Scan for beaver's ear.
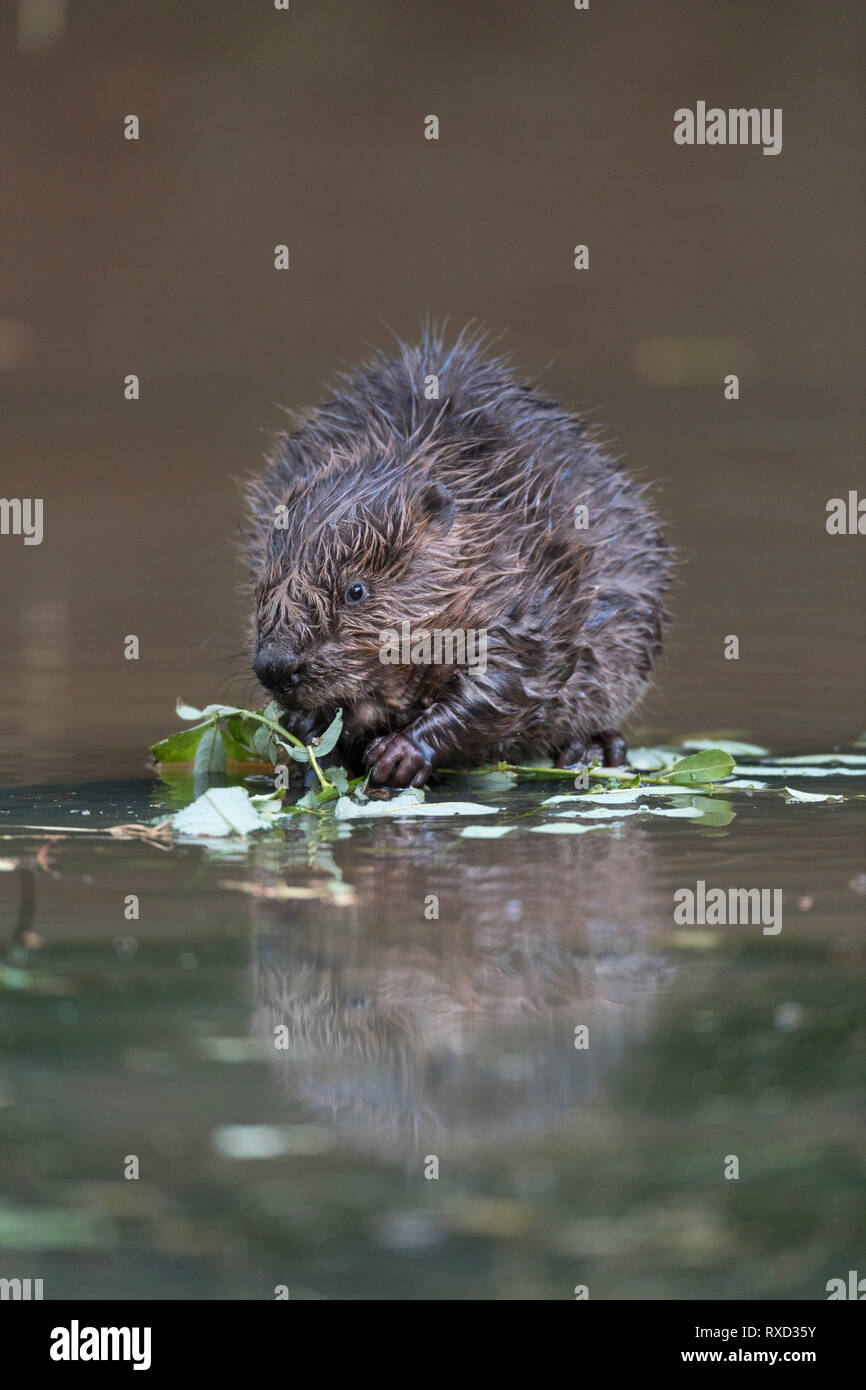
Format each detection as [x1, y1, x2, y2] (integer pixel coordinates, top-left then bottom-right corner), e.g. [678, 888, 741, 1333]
[412, 480, 455, 535]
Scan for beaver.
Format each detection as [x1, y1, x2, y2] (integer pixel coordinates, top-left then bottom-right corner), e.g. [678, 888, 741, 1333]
[245, 329, 671, 787]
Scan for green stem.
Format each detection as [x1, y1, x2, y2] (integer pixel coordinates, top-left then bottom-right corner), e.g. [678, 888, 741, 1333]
[498, 761, 645, 782]
[282, 774, 368, 813]
[437, 761, 645, 782]
[437, 759, 736, 791]
[241, 710, 307, 751]
[491, 761, 712, 788]
[306, 745, 331, 793]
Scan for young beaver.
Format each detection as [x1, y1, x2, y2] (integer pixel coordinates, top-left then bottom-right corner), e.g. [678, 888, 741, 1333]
[245, 330, 671, 787]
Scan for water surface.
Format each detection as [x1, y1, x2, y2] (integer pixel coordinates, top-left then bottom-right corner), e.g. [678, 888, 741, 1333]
[0, 764, 863, 1299]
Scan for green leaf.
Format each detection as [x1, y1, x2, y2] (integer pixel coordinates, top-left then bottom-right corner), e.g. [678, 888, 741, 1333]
[220, 715, 260, 761]
[628, 746, 677, 771]
[249, 791, 287, 822]
[151, 723, 211, 764]
[311, 708, 343, 758]
[252, 724, 277, 761]
[153, 712, 263, 767]
[193, 725, 227, 777]
[326, 766, 350, 795]
[664, 750, 736, 785]
[176, 699, 205, 720]
[262, 701, 284, 723]
[201, 703, 246, 719]
[281, 741, 311, 763]
[172, 787, 273, 837]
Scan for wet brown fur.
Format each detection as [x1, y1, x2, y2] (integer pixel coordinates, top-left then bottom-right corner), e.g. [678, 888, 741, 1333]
[244, 328, 672, 782]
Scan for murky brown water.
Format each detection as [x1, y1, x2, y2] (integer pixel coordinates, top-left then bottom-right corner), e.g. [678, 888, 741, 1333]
[0, 1, 863, 1299]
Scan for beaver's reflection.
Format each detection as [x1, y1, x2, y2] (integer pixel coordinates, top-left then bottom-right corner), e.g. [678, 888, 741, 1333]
[252, 825, 673, 1155]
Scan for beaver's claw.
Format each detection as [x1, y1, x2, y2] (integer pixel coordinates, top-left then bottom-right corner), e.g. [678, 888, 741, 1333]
[555, 728, 628, 769]
[363, 732, 435, 788]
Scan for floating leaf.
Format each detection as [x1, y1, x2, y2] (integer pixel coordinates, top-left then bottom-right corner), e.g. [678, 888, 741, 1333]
[555, 796, 733, 825]
[459, 825, 514, 838]
[249, 791, 287, 822]
[664, 750, 736, 785]
[334, 790, 497, 820]
[733, 765, 865, 779]
[680, 738, 768, 757]
[172, 787, 275, 838]
[543, 785, 693, 807]
[543, 789, 644, 806]
[635, 785, 702, 797]
[628, 747, 676, 771]
[769, 753, 866, 767]
[530, 822, 604, 835]
[782, 787, 845, 804]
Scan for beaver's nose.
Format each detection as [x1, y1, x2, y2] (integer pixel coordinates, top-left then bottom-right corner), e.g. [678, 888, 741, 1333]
[253, 645, 305, 690]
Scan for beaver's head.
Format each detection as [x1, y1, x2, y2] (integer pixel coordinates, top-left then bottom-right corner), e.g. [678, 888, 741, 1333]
[252, 467, 461, 719]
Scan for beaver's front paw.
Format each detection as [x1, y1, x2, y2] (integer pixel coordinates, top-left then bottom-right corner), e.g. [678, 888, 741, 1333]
[363, 732, 435, 788]
[555, 728, 628, 769]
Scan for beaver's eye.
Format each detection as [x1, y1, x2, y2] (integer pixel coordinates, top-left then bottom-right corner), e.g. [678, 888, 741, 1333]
[344, 581, 368, 604]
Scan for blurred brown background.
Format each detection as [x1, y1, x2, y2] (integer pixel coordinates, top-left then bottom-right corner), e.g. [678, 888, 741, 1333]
[1, 0, 863, 782]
